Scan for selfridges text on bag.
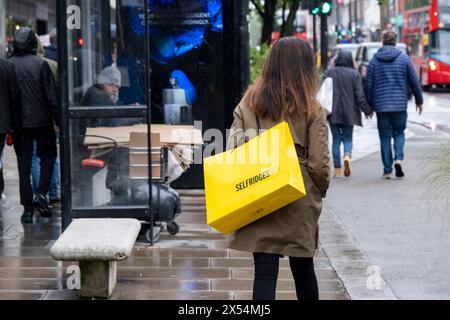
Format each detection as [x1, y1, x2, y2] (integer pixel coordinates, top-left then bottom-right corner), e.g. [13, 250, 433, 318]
[317, 77, 333, 115]
[204, 121, 307, 235]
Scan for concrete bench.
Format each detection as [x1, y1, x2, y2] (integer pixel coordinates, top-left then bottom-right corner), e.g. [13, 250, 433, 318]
[50, 219, 141, 299]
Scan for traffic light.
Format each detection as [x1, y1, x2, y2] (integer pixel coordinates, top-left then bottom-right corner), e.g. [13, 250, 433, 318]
[310, 1, 333, 17]
[320, 1, 333, 16]
[311, 6, 320, 15]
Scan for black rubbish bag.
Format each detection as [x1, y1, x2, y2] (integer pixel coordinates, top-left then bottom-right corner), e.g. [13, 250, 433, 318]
[130, 182, 181, 222]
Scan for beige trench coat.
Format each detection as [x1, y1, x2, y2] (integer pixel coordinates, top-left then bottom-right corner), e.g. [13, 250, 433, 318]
[226, 102, 331, 257]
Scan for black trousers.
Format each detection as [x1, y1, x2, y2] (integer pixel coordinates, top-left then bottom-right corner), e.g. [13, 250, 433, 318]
[253, 252, 319, 301]
[12, 126, 57, 212]
[0, 133, 6, 196]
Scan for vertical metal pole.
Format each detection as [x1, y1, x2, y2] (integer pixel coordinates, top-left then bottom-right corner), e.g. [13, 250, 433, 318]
[0, 0, 5, 58]
[313, 14, 317, 55]
[386, 0, 391, 28]
[321, 14, 328, 71]
[336, 2, 340, 28]
[144, 0, 154, 245]
[336, 2, 341, 44]
[57, 0, 72, 231]
[348, 0, 352, 43]
[395, 0, 399, 39]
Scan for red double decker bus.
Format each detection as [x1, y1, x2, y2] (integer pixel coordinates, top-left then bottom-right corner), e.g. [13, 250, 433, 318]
[271, 11, 308, 44]
[402, 0, 450, 90]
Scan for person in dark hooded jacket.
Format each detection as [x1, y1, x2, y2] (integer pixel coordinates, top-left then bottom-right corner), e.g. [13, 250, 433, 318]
[367, 31, 423, 179]
[0, 57, 22, 202]
[30, 34, 60, 206]
[326, 49, 373, 178]
[8, 27, 60, 223]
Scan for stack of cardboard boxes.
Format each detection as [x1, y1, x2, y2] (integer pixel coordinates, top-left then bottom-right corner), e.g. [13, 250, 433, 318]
[84, 125, 203, 182]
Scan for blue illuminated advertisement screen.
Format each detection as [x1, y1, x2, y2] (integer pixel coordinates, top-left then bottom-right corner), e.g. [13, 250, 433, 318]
[128, 0, 223, 64]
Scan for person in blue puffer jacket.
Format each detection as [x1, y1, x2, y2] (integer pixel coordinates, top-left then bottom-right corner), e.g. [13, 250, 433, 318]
[367, 30, 424, 180]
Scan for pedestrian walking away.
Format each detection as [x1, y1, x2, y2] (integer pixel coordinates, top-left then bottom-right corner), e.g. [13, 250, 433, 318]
[0, 140, 5, 203]
[30, 34, 61, 206]
[325, 49, 373, 178]
[44, 29, 58, 63]
[227, 37, 331, 300]
[0, 56, 22, 203]
[8, 27, 60, 224]
[367, 30, 424, 180]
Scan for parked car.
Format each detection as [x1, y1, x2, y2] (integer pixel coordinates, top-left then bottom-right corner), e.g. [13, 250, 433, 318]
[355, 42, 411, 99]
[329, 43, 361, 69]
[333, 43, 361, 59]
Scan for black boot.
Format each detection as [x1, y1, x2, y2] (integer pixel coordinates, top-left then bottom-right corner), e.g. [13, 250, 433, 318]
[0, 168, 4, 197]
[20, 210, 34, 224]
[394, 160, 405, 178]
[33, 194, 53, 218]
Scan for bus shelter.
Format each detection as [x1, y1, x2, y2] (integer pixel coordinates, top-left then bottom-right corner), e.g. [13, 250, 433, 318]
[56, 0, 249, 236]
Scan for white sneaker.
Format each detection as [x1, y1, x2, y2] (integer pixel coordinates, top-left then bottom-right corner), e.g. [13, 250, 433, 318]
[0, 194, 6, 202]
[383, 173, 393, 180]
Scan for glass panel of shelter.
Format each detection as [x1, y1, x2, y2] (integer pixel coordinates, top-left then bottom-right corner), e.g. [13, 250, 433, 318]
[65, 0, 150, 210]
[64, 0, 226, 209]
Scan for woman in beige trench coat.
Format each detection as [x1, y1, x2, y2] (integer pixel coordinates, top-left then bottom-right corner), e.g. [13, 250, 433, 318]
[226, 37, 330, 300]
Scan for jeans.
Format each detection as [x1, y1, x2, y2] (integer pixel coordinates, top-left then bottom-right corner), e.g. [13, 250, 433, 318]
[252, 252, 319, 300]
[377, 111, 408, 174]
[12, 126, 57, 212]
[329, 123, 354, 168]
[31, 140, 60, 200]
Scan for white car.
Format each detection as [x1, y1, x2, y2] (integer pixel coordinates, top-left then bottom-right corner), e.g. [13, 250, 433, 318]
[333, 43, 361, 59]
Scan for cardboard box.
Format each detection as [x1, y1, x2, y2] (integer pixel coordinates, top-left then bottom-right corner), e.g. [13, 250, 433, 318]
[129, 132, 161, 148]
[129, 150, 162, 165]
[129, 165, 163, 180]
[151, 124, 203, 146]
[85, 125, 203, 147]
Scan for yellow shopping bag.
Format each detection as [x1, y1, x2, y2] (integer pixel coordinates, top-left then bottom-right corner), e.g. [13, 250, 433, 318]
[204, 121, 306, 235]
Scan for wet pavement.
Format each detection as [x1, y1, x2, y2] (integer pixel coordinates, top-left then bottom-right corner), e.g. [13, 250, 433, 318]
[2, 92, 447, 300]
[0, 146, 350, 300]
[326, 124, 450, 299]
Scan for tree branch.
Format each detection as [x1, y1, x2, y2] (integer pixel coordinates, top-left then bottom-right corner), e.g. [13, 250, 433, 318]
[250, 0, 265, 17]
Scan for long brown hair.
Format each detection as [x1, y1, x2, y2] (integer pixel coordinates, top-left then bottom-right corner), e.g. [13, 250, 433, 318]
[244, 37, 319, 121]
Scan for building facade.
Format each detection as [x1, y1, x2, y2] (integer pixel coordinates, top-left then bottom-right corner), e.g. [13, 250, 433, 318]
[5, 0, 56, 37]
[330, 0, 381, 42]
